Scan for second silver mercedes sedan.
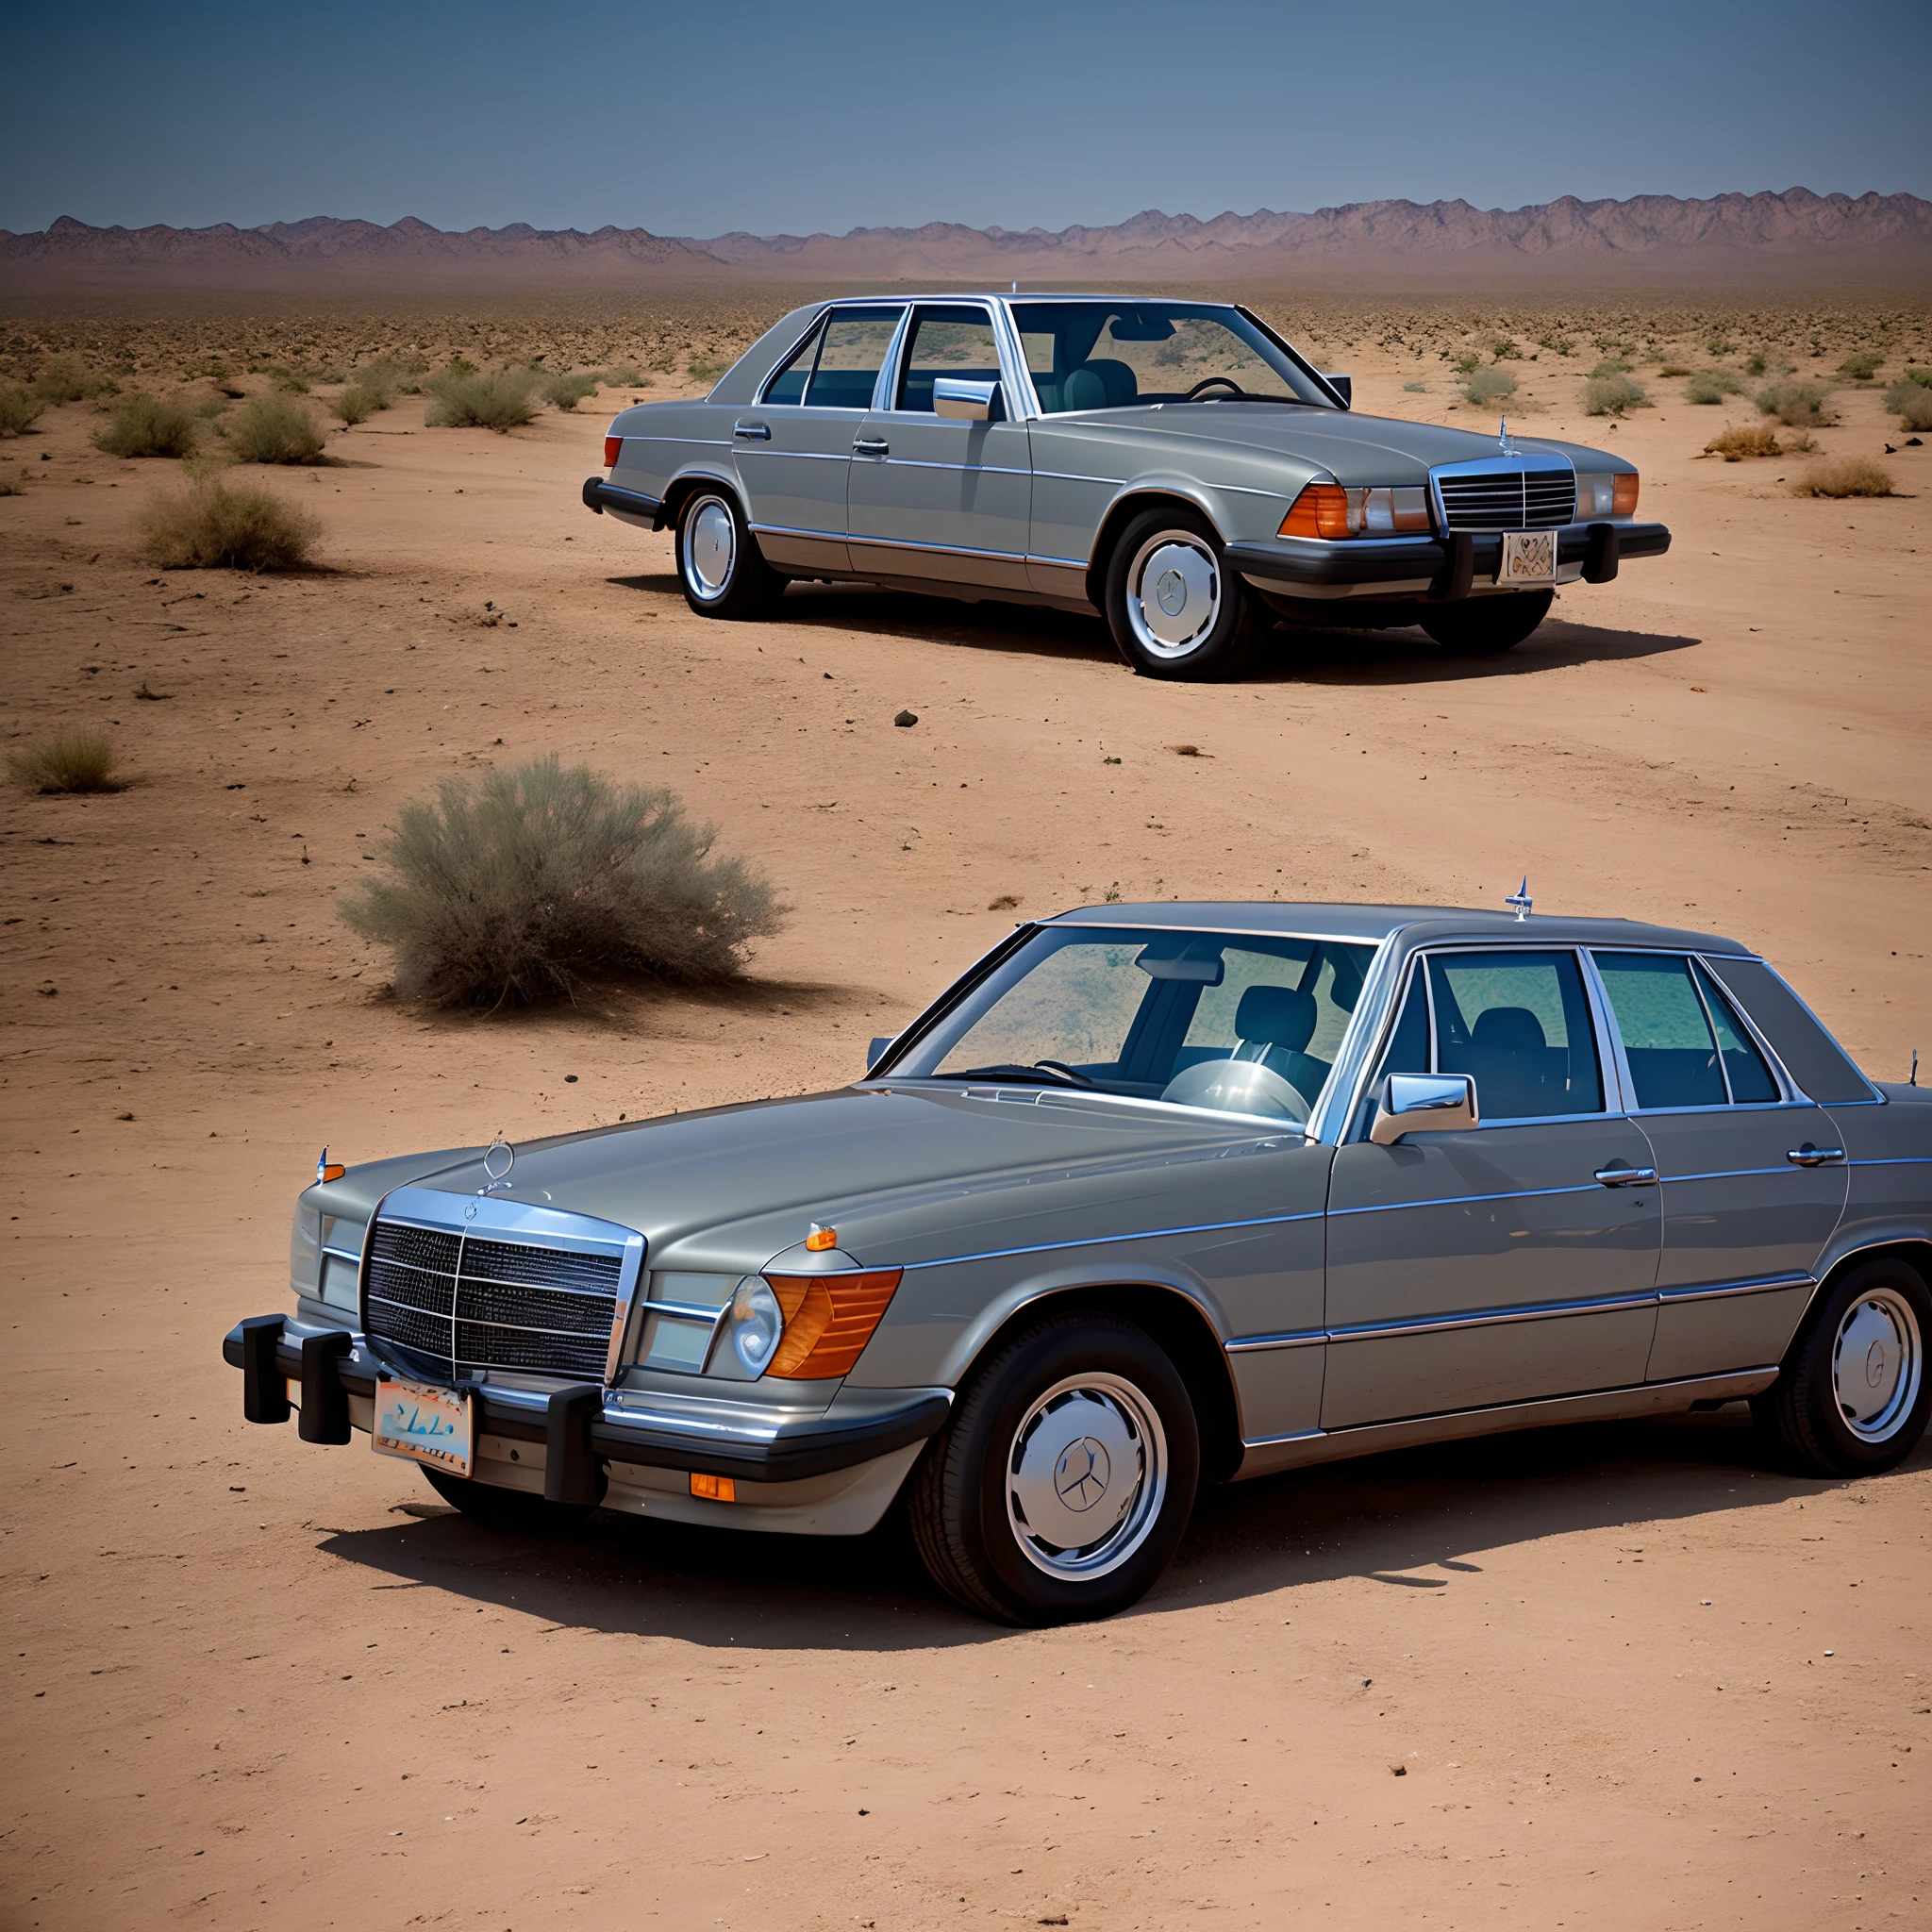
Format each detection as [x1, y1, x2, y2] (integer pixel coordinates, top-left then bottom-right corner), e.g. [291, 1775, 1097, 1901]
[582, 294, 1671, 677]
[227, 901, 1927, 1625]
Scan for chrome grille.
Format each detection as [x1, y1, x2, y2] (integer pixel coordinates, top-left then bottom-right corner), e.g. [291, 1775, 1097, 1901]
[362, 1190, 640, 1385]
[1436, 467, 1575, 531]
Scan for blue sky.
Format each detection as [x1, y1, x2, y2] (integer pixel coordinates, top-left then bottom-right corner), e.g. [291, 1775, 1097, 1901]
[5, 0, 1925, 237]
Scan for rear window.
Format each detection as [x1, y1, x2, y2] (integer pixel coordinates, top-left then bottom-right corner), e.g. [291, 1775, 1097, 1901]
[1700, 956, 1874, 1103]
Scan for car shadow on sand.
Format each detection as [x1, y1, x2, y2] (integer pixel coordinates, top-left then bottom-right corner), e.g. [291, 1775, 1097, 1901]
[314, 1409, 1914, 1651]
[608, 574, 1695, 682]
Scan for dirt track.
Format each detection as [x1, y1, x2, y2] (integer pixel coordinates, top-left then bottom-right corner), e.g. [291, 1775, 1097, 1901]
[4, 344, 1930, 1928]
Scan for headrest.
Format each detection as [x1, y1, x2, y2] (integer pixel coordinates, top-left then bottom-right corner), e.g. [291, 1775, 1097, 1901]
[1470, 1007, 1548, 1053]
[1063, 358, 1138, 410]
[1235, 984, 1317, 1053]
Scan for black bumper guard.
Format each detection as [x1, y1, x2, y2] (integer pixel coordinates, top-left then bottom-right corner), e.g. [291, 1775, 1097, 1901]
[223, 1316, 949, 1485]
[582, 476, 666, 525]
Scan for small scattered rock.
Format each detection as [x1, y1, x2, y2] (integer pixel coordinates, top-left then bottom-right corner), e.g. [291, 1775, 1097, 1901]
[565, 1074, 578, 1084]
[988, 894, 1020, 911]
[1169, 742, 1209, 758]
[1391, 1764, 1407, 1776]
[893, 709, 918, 727]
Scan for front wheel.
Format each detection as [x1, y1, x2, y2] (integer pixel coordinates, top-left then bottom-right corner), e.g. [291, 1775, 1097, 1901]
[909, 1314, 1200, 1624]
[1419, 588, 1553, 654]
[1753, 1259, 1932, 1477]
[676, 488, 784, 619]
[1102, 506, 1266, 680]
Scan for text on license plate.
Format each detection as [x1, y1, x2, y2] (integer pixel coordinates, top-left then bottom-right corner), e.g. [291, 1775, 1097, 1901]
[373, 1376, 474, 1478]
[1499, 529, 1557, 584]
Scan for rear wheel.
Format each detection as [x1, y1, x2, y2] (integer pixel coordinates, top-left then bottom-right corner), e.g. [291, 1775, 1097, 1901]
[422, 1465, 597, 1535]
[1102, 506, 1265, 680]
[1419, 589, 1552, 654]
[909, 1314, 1199, 1624]
[675, 487, 784, 619]
[1753, 1258, 1932, 1477]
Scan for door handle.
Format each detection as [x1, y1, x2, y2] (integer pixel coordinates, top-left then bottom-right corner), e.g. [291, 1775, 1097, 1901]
[1786, 1144, 1846, 1167]
[852, 438, 889, 459]
[732, 422, 771, 441]
[1594, 1163, 1658, 1187]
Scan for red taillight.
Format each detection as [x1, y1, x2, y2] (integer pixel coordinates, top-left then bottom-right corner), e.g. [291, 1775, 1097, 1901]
[603, 434, 622, 470]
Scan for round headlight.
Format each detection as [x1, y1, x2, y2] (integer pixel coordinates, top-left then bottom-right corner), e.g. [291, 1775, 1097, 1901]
[727, 1277, 785, 1374]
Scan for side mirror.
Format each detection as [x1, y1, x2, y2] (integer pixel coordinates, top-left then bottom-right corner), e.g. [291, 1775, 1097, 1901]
[934, 376, 999, 422]
[1371, 1073, 1478, 1145]
[1322, 372, 1352, 408]
[866, 1035, 896, 1073]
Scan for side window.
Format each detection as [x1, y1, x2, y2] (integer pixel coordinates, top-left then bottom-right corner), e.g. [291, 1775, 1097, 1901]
[1593, 953, 1725, 1108]
[805, 307, 904, 410]
[1693, 959, 1780, 1102]
[896, 308, 1003, 413]
[760, 321, 824, 405]
[1429, 950, 1604, 1120]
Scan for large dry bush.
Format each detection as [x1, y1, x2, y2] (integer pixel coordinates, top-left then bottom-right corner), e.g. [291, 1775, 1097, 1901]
[0, 384, 45, 436]
[1459, 367, 1517, 405]
[1704, 423, 1784, 459]
[8, 730, 125, 794]
[1881, 375, 1932, 430]
[331, 384, 383, 425]
[1757, 379, 1834, 426]
[1585, 372, 1647, 416]
[140, 477, 321, 570]
[33, 356, 115, 403]
[425, 370, 541, 432]
[541, 372, 599, 410]
[1685, 368, 1745, 404]
[1788, 457, 1894, 498]
[226, 391, 326, 463]
[92, 392, 198, 458]
[338, 757, 786, 1008]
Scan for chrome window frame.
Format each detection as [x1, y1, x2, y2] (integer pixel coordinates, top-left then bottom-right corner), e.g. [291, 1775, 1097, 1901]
[879, 301, 1007, 418]
[755, 301, 909, 412]
[754, 308, 830, 408]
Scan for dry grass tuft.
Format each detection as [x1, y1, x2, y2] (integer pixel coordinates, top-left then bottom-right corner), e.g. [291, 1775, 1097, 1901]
[1459, 368, 1517, 405]
[599, 365, 645, 388]
[8, 730, 125, 794]
[330, 385, 383, 425]
[1685, 368, 1745, 404]
[140, 477, 321, 570]
[33, 356, 115, 403]
[226, 391, 326, 463]
[425, 370, 541, 432]
[1881, 376, 1932, 431]
[92, 392, 199, 458]
[541, 373, 598, 411]
[1757, 379, 1834, 427]
[1787, 456, 1895, 499]
[1703, 423, 1784, 460]
[0, 384, 46, 436]
[1838, 350, 1885, 380]
[1585, 373, 1648, 416]
[338, 756, 786, 1008]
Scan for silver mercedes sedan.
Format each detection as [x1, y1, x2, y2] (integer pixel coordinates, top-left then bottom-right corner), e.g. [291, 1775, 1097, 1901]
[582, 295, 1670, 677]
[227, 901, 1927, 1624]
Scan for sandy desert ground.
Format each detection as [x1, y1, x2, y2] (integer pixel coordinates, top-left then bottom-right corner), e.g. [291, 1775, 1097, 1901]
[3, 300, 1931, 1930]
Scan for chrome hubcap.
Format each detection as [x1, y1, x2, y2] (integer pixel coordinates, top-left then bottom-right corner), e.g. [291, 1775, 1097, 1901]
[685, 497, 736, 598]
[1006, 1373, 1167, 1581]
[1127, 534, 1219, 657]
[1832, 1287, 1922, 1441]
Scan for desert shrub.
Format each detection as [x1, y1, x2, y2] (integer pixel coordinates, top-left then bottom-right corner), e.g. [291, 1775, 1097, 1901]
[1657, 364, 1694, 379]
[443, 355, 478, 377]
[1880, 377, 1932, 431]
[1460, 367, 1517, 405]
[1402, 380, 1427, 391]
[1452, 351, 1481, 375]
[687, 356, 731, 383]
[338, 756, 786, 1008]
[1756, 379, 1833, 427]
[140, 477, 320, 570]
[1490, 338, 1520, 360]
[1788, 457, 1894, 498]
[541, 373, 599, 411]
[354, 357, 421, 397]
[0, 384, 45, 436]
[1707, 337, 1736, 357]
[92, 392, 198, 458]
[8, 730, 125, 794]
[33, 356, 113, 403]
[1743, 351, 1767, 375]
[1704, 423, 1783, 460]
[1590, 358, 1633, 377]
[331, 385, 382, 425]
[226, 391, 326, 463]
[1585, 373, 1648, 416]
[1685, 368, 1746, 404]
[193, 392, 230, 420]
[425, 370, 541, 432]
[599, 364, 644, 387]
[268, 367, 309, 393]
[1899, 366, 1932, 388]
[1838, 350, 1884, 380]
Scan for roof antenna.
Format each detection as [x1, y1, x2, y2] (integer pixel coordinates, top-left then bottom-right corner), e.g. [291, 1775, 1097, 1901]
[1010, 279, 1018, 295]
[1506, 877, 1532, 921]
[1912, 1047, 1920, 1087]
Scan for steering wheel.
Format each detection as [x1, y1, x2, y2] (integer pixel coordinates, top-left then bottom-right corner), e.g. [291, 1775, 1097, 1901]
[1032, 1059, 1096, 1087]
[1158, 1056, 1311, 1123]
[1183, 376, 1247, 402]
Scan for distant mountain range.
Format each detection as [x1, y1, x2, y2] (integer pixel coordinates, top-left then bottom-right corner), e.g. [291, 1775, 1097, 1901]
[5, 190, 1928, 293]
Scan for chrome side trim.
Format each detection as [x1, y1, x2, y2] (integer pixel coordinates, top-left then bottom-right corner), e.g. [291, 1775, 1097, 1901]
[1031, 468, 1125, 487]
[897, 1206, 1324, 1274]
[846, 530, 1030, 563]
[869, 457, 1031, 476]
[1326, 1181, 1602, 1218]
[1850, 1156, 1932, 1168]
[1225, 1328, 1325, 1354]
[1663, 1166, 1802, 1184]
[1657, 1272, 1814, 1306]
[619, 434, 736, 448]
[1325, 1287, 1660, 1342]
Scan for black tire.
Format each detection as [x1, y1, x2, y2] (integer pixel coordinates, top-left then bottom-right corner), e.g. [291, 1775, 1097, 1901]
[908, 1313, 1199, 1624]
[1419, 589, 1553, 655]
[421, 1465, 597, 1536]
[675, 486, 784, 619]
[1752, 1257, 1932, 1478]
[1101, 506, 1266, 680]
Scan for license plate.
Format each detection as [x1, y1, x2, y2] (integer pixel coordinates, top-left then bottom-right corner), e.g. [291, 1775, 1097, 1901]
[1499, 528, 1557, 584]
[373, 1376, 474, 1478]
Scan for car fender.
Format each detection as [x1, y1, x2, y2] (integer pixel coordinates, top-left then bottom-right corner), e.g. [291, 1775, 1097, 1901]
[1086, 470, 1312, 603]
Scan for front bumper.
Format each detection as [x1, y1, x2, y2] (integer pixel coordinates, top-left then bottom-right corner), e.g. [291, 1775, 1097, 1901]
[1224, 521, 1670, 597]
[582, 475, 666, 528]
[223, 1314, 950, 1486]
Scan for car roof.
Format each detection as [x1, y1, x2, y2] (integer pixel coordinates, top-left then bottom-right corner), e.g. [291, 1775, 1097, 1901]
[817, 293, 1241, 307]
[1040, 901, 1755, 957]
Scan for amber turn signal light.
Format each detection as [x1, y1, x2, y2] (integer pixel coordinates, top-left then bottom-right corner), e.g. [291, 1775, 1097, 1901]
[690, 1472, 736, 1502]
[1279, 482, 1353, 541]
[1612, 472, 1640, 517]
[762, 1269, 904, 1379]
[603, 434, 623, 469]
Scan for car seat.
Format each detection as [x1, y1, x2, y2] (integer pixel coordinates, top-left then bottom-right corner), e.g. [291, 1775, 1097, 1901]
[1230, 985, 1330, 1103]
[1061, 358, 1139, 411]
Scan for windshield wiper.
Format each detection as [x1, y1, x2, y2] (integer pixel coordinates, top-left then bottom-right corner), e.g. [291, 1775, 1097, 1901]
[941, 1062, 1095, 1088]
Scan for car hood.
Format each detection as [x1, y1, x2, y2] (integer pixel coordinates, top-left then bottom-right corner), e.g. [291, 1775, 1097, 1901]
[386, 1084, 1296, 1275]
[1072, 403, 1624, 486]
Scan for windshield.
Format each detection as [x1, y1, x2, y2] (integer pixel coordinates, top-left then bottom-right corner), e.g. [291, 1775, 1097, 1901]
[882, 926, 1374, 1126]
[1012, 302, 1335, 414]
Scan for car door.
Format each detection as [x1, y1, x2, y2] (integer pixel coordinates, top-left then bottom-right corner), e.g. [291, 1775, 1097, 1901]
[729, 304, 905, 576]
[846, 303, 1033, 593]
[1590, 950, 1849, 1381]
[1322, 947, 1662, 1429]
